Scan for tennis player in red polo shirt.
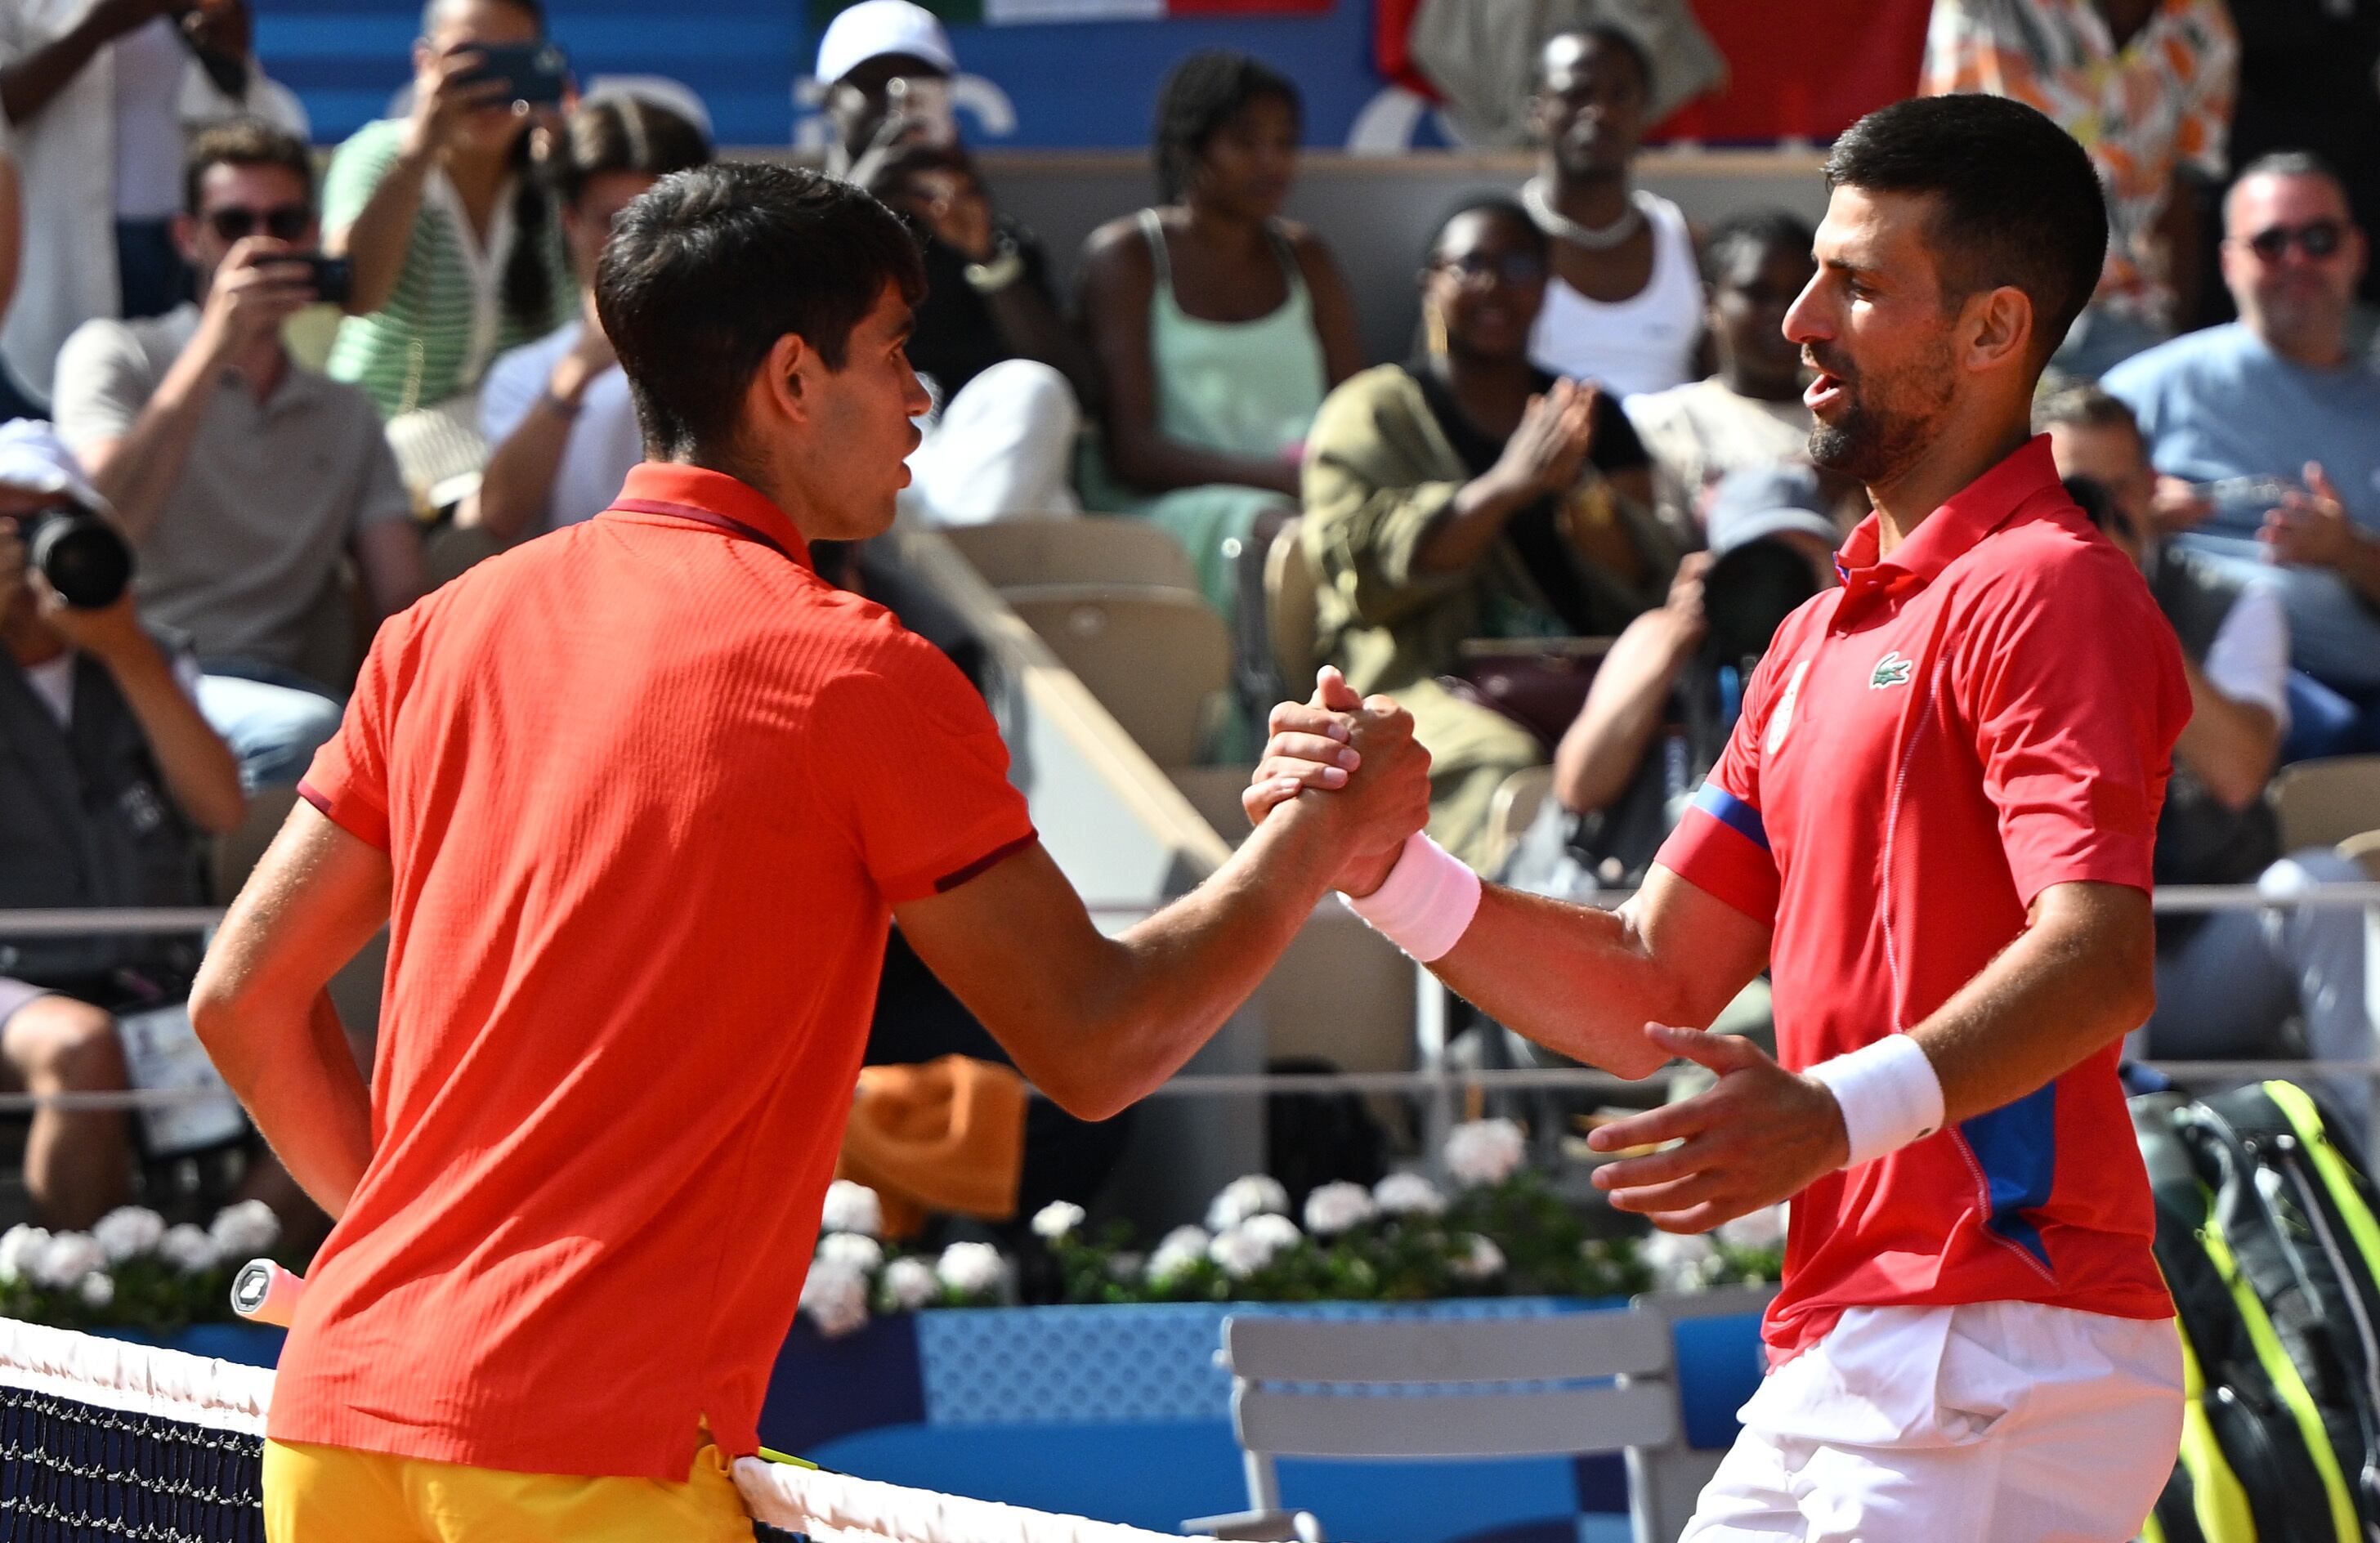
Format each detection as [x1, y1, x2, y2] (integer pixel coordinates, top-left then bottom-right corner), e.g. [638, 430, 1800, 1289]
[186, 163, 1429, 1541]
[1256, 96, 2190, 1538]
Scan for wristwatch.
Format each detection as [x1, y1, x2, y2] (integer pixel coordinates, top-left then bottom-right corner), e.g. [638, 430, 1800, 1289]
[964, 238, 1026, 294]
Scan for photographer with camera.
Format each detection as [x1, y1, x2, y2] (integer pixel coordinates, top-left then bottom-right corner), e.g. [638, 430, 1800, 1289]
[53, 122, 423, 789]
[0, 418, 244, 1227]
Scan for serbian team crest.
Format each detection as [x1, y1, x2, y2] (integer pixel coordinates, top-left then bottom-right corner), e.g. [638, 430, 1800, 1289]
[1870, 651, 1915, 690]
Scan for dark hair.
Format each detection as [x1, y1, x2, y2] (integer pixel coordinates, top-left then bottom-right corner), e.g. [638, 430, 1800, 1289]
[1824, 95, 2107, 360]
[597, 162, 926, 459]
[2227, 149, 2351, 227]
[1537, 25, 1654, 101]
[1425, 194, 1546, 266]
[426, 0, 567, 336]
[1151, 50, 1301, 204]
[1699, 208, 1814, 287]
[547, 95, 711, 208]
[184, 119, 315, 215]
[2033, 382, 2141, 438]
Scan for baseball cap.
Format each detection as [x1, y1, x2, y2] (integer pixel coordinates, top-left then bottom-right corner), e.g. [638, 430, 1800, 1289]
[1704, 463, 1839, 557]
[815, 2, 958, 87]
[0, 418, 105, 512]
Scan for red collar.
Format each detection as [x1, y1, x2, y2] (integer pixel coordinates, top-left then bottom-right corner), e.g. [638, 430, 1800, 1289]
[603, 463, 813, 570]
[1834, 436, 2065, 610]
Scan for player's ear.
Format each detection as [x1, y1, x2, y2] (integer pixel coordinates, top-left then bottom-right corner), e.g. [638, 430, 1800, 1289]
[1964, 284, 2033, 375]
[758, 332, 812, 427]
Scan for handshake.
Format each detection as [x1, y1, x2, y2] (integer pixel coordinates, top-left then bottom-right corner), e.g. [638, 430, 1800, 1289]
[1238, 666, 1438, 898]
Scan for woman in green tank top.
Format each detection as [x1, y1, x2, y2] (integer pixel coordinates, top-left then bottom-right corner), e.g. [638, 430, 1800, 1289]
[1076, 51, 1365, 616]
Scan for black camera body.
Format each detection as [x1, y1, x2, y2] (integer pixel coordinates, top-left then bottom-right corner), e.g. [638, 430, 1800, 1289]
[274, 253, 353, 308]
[20, 503, 134, 610]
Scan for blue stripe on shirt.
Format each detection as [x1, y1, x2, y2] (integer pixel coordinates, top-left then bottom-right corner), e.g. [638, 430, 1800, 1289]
[1690, 784, 1769, 852]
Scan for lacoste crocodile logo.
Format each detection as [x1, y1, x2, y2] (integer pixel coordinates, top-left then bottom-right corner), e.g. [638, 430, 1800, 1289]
[1869, 651, 1915, 689]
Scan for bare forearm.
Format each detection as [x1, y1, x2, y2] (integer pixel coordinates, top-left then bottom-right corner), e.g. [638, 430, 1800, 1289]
[1108, 425, 1299, 499]
[99, 640, 244, 831]
[212, 991, 372, 1219]
[472, 405, 574, 544]
[0, 12, 126, 124]
[87, 345, 228, 543]
[1908, 887, 2155, 1125]
[2174, 659, 2277, 810]
[331, 150, 432, 315]
[1416, 474, 1529, 574]
[982, 285, 1098, 403]
[1554, 628, 1690, 812]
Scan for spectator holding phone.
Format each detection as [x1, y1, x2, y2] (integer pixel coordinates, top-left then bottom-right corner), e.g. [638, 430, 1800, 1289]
[53, 122, 423, 788]
[816, 0, 961, 187]
[2104, 151, 2380, 755]
[0, 0, 302, 403]
[473, 94, 709, 541]
[0, 419, 243, 1228]
[321, 0, 573, 501]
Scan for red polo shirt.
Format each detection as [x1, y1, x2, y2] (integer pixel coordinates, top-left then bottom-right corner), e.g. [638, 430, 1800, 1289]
[1654, 436, 2188, 1361]
[277, 464, 1035, 1478]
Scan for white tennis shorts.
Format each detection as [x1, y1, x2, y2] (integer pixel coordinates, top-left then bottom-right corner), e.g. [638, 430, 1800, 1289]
[1682, 1299, 2184, 1542]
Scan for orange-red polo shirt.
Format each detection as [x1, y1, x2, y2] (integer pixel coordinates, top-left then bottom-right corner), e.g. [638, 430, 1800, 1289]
[277, 463, 1035, 1478]
[1654, 436, 2190, 1362]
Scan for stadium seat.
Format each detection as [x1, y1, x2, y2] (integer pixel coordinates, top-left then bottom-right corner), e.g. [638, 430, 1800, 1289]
[943, 519, 1200, 594]
[1005, 584, 1232, 768]
[1188, 1299, 1742, 1543]
[2273, 755, 2380, 853]
[2341, 829, 2380, 880]
[1483, 766, 1556, 873]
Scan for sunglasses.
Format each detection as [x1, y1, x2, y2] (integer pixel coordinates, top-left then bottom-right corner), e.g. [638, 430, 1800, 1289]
[2242, 220, 2345, 262]
[1436, 252, 1549, 287]
[206, 204, 311, 243]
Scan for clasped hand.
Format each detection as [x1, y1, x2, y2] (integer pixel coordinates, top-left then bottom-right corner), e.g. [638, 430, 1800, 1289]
[1240, 667, 1433, 897]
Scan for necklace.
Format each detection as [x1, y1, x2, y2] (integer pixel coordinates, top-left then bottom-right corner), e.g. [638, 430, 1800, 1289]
[1522, 177, 1646, 252]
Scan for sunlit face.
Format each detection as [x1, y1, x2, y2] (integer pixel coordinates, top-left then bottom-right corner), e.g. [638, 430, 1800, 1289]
[562, 170, 658, 287]
[1530, 33, 1648, 180]
[1189, 95, 1298, 220]
[794, 282, 933, 541]
[1783, 186, 1962, 486]
[1422, 209, 1549, 362]
[417, 0, 543, 158]
[1711, 239, 1815, 393]
[177, 162, 316, 299]
[2221, 172, 2367, 354]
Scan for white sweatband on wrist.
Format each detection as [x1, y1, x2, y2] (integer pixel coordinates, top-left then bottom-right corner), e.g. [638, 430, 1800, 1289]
[1340, 833, 1482, 964]
[1805, 1034, 1944, 1168]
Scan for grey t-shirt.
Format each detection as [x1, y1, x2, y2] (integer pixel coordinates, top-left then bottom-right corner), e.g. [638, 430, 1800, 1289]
[53, 305, 414, 669]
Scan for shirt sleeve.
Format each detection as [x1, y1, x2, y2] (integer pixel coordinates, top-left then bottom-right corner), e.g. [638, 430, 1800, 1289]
[1957, 548, 2189, 905]
[1650, 635, 1793, 926]
[298, 608, 414, 851]
[320, 122, 403, 239]
[2200, 578, 2290, 730]
[478, 342, 544, 449]
[808, 624, 1036, 904]
[51, 322, 150, 451]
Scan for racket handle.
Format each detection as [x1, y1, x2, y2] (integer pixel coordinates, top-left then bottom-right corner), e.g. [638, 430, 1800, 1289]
[230, 1259, 306, 1327]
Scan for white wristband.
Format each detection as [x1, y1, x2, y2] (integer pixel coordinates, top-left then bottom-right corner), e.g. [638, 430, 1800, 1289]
[1340, 833, 1482, 964]
[1805, 1034, 1944, 1168]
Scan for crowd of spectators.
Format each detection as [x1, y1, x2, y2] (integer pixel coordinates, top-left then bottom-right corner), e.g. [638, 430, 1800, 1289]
[0, 0, 2372, 1221]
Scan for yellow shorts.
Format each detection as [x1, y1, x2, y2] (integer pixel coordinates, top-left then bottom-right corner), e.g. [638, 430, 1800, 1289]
[260, 1433, 757, 1543]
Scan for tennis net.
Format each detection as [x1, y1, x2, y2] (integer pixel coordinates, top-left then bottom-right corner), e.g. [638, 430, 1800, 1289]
[0, 1318, 1205, 1543]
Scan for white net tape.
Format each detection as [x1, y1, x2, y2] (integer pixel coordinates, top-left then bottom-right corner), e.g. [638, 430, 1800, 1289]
[734, 1460, 1215, 1543]
[0, 1320, 271, 1438]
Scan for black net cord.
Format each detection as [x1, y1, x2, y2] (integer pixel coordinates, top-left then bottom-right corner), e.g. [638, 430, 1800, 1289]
[0, 1384, 263, 1541]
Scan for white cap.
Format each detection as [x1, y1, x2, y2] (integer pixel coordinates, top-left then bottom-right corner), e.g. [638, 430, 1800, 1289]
[0, 418, 105, 512]
[814, 2, 958, 87]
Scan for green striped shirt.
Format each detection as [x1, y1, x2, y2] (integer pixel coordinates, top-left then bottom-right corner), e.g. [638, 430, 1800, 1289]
[322, 119, 575, 419]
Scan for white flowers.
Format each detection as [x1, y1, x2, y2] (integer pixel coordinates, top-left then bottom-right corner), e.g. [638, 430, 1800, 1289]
[817, 1232, 885, 1273]
[1452, 1234, 1505, 1281]
[1031, 1201, 1086, 1241]
[799, 1262, 870, 1340]
[1372, 1173, 1447, 1217]
[880, 1256, 939, 1312]
[936, 1241, 1006, 1299]
[158, 1224, 221, 1277]
[77, 1272, 114, 1308]
[1206, 1174, 1291, 1233]
[33, 1232, 105, 1291]
[1302, 1182, 1376, 1237]
[93, 1207, 164, 1265]
[1716, 1205, 1787, 1253]
[1210, 1213, 1302, 1278]
[1147, 1225, 1210, 1283]
[208, 1201, 280, 1259]
[1640, 1231, 1722, 1292]
[0, 1226, 51, 1285]
[821, 1181, 884, 1240]
[1443, 1118, 1528, 1187]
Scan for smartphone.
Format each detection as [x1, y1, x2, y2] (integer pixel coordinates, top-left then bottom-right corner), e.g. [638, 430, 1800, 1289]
[456, 39, 570, 109]
[270, 253, 352, 307]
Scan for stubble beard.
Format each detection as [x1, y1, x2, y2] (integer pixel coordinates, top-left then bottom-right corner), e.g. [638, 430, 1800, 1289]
[1806, 345, 1957, 490]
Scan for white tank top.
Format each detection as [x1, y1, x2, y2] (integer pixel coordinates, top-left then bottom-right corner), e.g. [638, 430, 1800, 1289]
[1529, 190, 1702, 400]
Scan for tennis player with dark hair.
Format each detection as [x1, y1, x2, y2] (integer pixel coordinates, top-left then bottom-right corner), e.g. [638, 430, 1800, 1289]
[1255, 94, 2191, 1536]
[189, 161, 1430, 1541]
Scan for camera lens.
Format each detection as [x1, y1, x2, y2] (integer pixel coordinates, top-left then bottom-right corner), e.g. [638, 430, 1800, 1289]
[23, 505, 134, 609]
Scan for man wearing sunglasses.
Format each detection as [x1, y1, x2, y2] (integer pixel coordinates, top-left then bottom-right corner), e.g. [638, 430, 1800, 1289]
[52, 121, 425, 790]
[2105, 150, 2380, 757]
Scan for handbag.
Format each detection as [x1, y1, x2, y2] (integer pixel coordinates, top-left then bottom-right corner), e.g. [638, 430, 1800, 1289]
[385, 390, 490, 516]
[1439, 636, 1612, 750]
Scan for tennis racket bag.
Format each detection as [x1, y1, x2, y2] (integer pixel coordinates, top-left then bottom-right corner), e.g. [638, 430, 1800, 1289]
[2133, 1083, 2380, 1543]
